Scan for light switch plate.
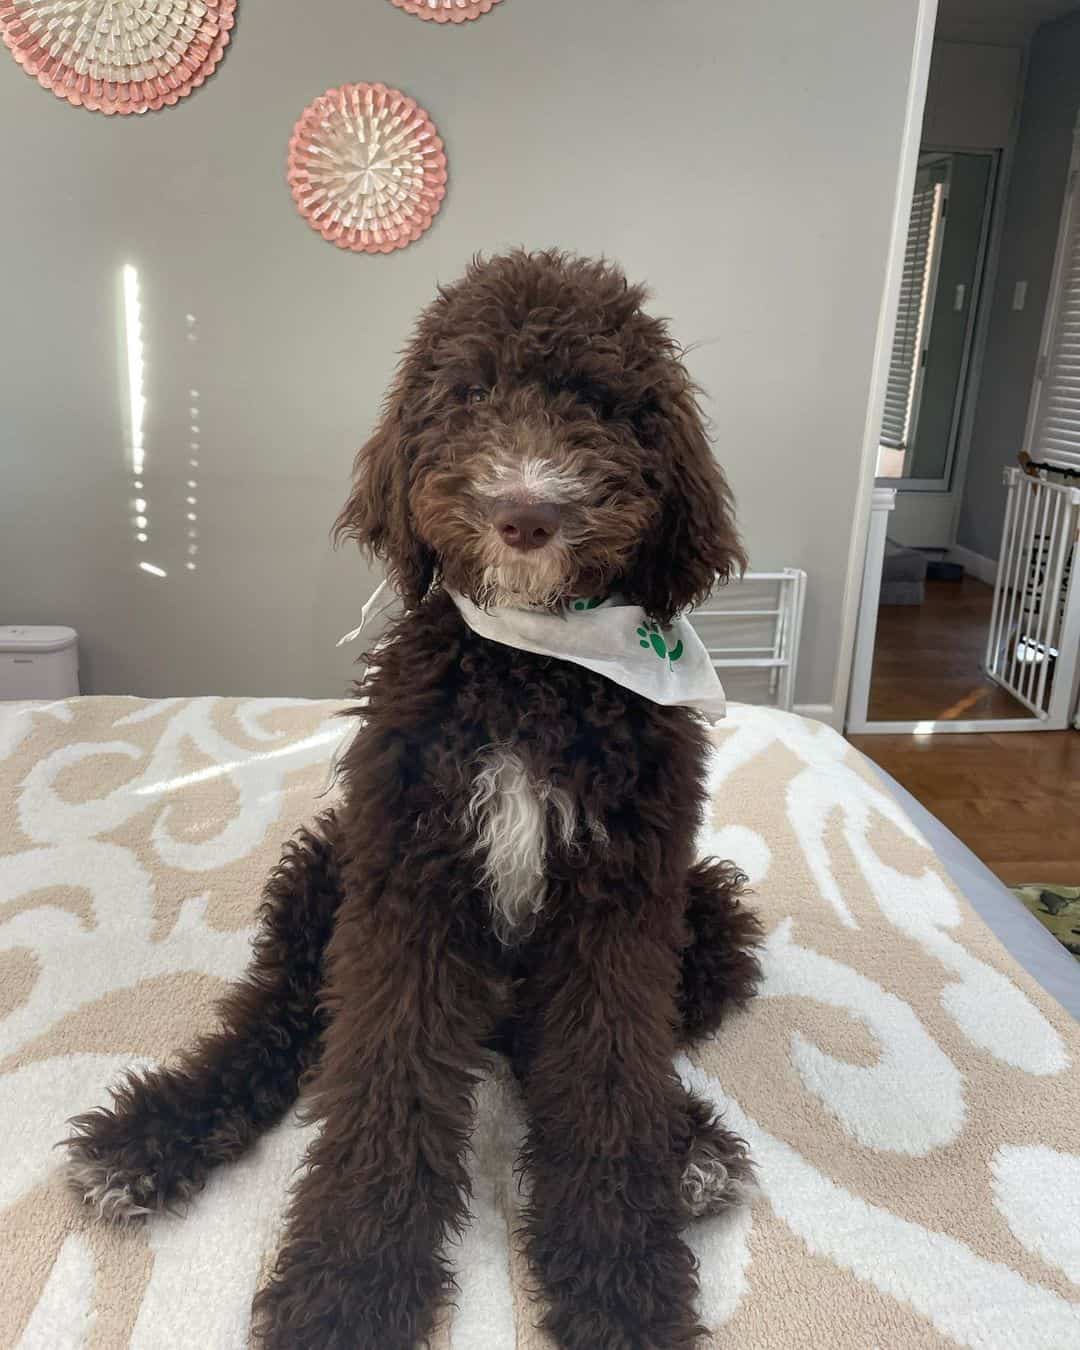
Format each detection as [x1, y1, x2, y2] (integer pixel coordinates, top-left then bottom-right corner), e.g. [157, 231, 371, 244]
[1012, 280, 1028, 311]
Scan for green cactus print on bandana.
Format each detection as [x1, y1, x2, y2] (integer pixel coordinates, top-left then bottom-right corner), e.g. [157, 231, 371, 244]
[637, 622, 684, 664]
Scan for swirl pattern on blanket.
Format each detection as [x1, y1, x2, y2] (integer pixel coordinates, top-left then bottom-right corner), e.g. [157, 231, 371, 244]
[1, 696, 1078, 1349]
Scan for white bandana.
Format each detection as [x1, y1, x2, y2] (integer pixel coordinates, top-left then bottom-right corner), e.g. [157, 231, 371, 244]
[340, 582, 726, 722]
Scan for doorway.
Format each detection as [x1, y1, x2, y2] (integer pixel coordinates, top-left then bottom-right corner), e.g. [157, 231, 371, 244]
[853, 145, 1025, 728]
[848, 65, 1080, 737]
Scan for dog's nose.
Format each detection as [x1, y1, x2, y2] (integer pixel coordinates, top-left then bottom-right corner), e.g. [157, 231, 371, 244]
[493, 501, 561, 552]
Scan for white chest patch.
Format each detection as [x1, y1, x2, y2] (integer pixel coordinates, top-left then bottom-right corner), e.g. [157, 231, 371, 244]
[466, 749, 575, 942]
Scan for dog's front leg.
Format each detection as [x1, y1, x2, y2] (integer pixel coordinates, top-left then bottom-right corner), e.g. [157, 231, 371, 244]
[520, 892, 705, 1350]
[251, 885, 494, 1350]
[64, 817, 343, 1221]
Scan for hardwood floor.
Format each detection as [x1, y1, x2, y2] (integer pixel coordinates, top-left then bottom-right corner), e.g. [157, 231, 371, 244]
[868, 575, 1029, 722]
[857, 568, 1080, 886]
[849, 730, 1080, 886]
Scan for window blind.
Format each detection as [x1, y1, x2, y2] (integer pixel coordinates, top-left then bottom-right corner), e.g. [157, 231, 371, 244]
[880, 181, 941, 451]
[1026, 164, 1080, 474]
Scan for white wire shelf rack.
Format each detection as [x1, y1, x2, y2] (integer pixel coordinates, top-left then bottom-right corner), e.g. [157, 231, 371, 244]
[690, 568, 807, 710]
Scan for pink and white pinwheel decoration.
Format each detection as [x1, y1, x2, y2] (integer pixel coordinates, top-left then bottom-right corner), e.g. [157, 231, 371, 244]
[287, 83, 448, 255]
[0, 0, 236, 115]
[389, 0, 503, 22]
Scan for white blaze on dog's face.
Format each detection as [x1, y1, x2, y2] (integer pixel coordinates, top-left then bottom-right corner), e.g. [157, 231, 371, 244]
[470, 451, 589, 609]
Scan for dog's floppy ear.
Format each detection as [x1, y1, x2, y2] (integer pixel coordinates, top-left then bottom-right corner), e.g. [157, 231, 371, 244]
[332, 398, 436, 608]
[626, 383, 746, 625]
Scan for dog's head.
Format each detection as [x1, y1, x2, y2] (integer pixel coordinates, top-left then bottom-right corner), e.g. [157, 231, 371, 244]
[335, 250, 745, 624]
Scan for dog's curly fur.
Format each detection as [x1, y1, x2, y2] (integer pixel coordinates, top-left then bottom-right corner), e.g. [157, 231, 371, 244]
[64, 250, 764, 1350]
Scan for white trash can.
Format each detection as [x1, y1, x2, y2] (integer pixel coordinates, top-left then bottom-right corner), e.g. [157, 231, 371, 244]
[0, 626, 80, 700]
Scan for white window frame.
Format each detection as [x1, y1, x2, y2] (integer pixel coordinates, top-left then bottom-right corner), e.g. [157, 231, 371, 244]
[901, 172, 948, 477]
[877, 166, 949, 476]
[876, 150, 1001, 494]
[904, 149, 999, 494]
[1021, 118, 1080, 477]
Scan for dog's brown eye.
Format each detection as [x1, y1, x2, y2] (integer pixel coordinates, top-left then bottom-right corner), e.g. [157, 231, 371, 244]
[466, 386, 490, 406]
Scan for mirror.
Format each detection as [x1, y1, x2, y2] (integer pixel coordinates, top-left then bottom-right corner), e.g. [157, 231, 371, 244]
[877, 150, 995, 490]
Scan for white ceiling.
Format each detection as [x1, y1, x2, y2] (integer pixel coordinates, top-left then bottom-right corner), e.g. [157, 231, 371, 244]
[936, 0, 1080, 44]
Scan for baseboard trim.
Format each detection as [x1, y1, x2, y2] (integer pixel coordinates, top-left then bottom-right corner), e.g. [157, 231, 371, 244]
[794, 702, 838, 727]
[947, 544, 998, 587]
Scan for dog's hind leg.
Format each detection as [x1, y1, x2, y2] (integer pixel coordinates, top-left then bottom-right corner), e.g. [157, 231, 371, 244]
[677, 857, 763, 1045]
[63, 813, 344, 1222]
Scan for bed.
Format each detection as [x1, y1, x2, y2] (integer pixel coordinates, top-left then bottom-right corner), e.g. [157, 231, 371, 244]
[2, 696, 1078, 1349]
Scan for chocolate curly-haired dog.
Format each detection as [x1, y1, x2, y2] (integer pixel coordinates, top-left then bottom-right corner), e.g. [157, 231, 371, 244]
[65, 251, 763, 1349]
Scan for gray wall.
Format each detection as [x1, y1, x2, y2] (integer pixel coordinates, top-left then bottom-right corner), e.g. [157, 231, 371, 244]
[0, 0, 919, 708]
[921, 40, 1023, 150]
[956, 10, 1080, 560]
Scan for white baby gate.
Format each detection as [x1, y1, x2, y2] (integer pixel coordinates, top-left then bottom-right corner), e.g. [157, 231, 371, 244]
[984, 465, 1080, 728]
[690, 568, 807, 711]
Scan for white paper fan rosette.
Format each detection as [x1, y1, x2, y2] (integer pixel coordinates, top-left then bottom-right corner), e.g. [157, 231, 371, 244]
[287, 83, 448, 255]
[0, 0, 235, 115]
[389, 0, 503, 22]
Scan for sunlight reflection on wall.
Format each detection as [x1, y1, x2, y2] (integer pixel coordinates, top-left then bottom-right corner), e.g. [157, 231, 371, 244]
[122, 263, 167, 577]
[185, 313, 199, 572]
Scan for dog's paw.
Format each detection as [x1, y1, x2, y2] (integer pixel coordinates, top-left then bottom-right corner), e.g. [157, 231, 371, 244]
[253, 1242, 447, 1350]
[63, 1150, 159, 1223]
[61, 1110, 199, 1224]
[680, 1132, 756, 1218]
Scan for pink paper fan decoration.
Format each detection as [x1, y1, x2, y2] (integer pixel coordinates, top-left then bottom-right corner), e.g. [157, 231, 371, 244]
[389, 0, 503, 23]
[287, 83, 448, 255]
[0, 0, 235, 115]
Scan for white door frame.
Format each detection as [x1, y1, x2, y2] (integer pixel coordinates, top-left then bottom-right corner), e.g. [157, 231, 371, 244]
[831, 0, 940, 731]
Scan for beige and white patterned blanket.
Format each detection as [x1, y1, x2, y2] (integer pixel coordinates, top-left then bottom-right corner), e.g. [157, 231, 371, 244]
[2, 696, 1079, 1349]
